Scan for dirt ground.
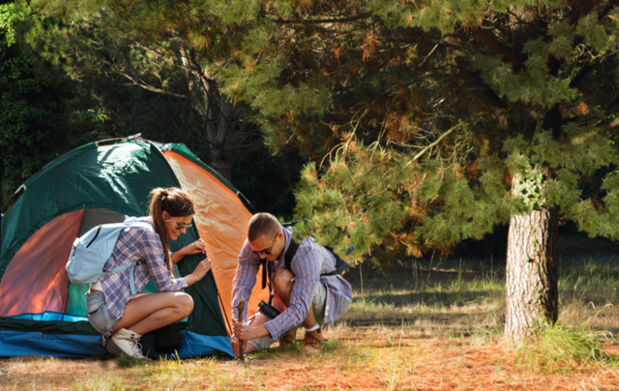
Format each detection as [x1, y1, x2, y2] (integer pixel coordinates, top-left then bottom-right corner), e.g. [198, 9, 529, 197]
[2, 235, 618, 390]
[1, 327, 618, 390]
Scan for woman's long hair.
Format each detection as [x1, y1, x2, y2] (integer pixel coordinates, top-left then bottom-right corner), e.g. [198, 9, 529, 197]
[147, 187, 195, 272]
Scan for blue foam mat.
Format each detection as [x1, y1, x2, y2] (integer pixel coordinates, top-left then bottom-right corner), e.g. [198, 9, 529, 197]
[0, 330, 233, 359]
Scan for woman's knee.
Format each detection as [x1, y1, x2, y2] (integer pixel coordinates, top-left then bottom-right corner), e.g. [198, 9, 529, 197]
[176, 292, 194, 317]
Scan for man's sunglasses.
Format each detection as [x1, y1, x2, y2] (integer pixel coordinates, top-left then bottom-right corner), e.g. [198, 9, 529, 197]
[254, 233, 278, 255]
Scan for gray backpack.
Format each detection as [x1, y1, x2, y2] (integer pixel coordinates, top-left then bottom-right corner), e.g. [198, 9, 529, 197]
[65, 217, 153, 294]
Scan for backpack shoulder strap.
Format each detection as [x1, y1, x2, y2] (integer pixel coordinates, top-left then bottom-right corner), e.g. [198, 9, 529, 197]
[105, 260, 144, 295]
[108, 218, 153, 295]
[284, 239, 299, 271]
[123, 217, 154, 232]
[284, 238, 350, 276]
[322, 246, 351, 276]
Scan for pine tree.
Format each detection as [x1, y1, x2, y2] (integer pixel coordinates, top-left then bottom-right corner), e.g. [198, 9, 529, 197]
[0, 2, 105, 199]
[27, 0, 619, 342]
[29, 0, 266, 180]
[218, 0, 619, 342]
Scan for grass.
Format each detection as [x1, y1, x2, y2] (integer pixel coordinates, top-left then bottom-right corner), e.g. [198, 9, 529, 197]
[343, 249, 619, 339]
[515, 321, 615, 374]
[1, 239, 619, 390]
[341, 258, 506, 340]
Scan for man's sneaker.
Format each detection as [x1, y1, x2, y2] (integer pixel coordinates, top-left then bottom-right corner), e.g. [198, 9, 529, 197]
[279, 328, 297, 347]
[107, 328, 147, 359]
[301, 328, 324, 355]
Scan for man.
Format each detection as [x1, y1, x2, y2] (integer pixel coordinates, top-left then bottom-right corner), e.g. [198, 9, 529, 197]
[231, 212, 353, 355]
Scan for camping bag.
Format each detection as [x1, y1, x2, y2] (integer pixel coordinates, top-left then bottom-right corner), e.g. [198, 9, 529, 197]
[154, 323, 184, 353]
[66, 217, 153, 294]
[284, 240, 351, 276]
[259, 238, 352, 303]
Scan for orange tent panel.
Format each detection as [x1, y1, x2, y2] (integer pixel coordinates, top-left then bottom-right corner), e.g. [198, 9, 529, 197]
[163, 151, 269, 333]
[0, 210, 84, 317]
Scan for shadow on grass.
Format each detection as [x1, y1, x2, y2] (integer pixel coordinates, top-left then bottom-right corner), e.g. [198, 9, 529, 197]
[354, 289, 502, 308]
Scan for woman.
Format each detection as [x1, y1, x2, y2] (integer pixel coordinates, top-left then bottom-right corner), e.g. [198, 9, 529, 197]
[86, 187, 211, 359]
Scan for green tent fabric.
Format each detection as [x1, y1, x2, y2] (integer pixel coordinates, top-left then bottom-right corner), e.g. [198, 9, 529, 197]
[0, 137, 255, 358]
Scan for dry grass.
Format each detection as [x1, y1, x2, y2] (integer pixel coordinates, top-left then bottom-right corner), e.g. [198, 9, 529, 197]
[2, 237, 619, 390]
[1, 325, 618, 390]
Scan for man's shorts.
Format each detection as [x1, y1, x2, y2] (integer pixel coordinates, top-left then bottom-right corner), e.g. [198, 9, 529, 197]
[248, 281, 327, 350]
[86, 290, 117, 335]
[310, 279, 326, 324]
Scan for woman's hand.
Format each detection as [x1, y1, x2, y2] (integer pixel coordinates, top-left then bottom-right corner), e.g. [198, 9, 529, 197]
[186, 238, 207, 255]
[185, 257, 211, 286]
[172, 238, 207, 265]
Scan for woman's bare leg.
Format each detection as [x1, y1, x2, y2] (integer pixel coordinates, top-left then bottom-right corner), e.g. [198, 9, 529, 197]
[111, 291, 193, 335]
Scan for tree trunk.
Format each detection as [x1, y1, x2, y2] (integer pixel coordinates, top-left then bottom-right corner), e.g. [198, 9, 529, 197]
[205, 91, 239, 180]
[179, 45, 238, 181]
[504, 199, 559, 343]
[209, 145, 234, 181]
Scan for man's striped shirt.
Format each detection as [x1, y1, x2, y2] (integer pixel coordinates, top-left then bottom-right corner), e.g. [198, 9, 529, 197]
[231, 227, 353, 340]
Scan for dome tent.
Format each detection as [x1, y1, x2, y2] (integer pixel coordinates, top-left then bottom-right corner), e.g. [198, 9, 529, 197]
[0, 137, 268, 358]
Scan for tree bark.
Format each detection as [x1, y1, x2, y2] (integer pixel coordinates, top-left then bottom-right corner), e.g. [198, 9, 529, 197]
[504, 182, 559, 343]
[178, 43, 247, 180]
[206, 89, 238, 180]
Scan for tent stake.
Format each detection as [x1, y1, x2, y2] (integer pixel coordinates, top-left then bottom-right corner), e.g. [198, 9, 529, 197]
[235, 298, 245, 361]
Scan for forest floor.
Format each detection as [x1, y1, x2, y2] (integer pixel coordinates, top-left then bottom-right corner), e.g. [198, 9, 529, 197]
[1, 325, 618, 390]
[2, 234, 619, 390]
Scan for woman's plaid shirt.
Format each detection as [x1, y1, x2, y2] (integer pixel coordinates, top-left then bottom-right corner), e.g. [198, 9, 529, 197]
[99, 217, 188, 320]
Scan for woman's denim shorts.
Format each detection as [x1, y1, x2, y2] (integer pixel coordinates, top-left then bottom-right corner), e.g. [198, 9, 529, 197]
[86, 291, 117, 334]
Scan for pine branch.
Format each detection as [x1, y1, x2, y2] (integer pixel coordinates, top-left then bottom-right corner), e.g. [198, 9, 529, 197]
[597, 0, 619, 21]
[273, 13, 371, 25]
[110, 63, 188, 99]
[470, 26, 521, 69]
[405, 113, 484, 166]
[568, 0, 602, 25]
[133, 42, 177, 68]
